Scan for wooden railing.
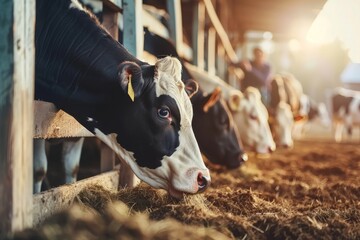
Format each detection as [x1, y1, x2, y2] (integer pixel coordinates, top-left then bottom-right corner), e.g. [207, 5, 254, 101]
[0, 0, 144, 233]
[191, 0, 243, 81]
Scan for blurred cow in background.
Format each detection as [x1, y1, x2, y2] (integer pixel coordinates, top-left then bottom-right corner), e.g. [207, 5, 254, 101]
[292, 94, 331, 139]
[269, 75, 295, 148]
[269, 73, 331, 146]
[331, 87, 360, 142]
[186, 63, 276, 155]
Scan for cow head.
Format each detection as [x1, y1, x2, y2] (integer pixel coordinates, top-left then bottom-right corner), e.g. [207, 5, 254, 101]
[94, 57, 210, 198]
[191, 87, 247, 169]
[229, 87, 276, 154]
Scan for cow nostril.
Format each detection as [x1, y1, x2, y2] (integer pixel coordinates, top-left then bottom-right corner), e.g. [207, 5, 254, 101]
[197, 173, 210, 193]
[268, 147, 274, 153]
[282, 144, 292, 149]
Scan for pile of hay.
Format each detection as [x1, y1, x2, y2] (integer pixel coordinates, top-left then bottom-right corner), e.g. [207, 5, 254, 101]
[5, 141, 360, 240]
[8, 185, 228, 240]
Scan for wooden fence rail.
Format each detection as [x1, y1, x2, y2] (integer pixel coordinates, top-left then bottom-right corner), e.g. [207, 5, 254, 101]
[0, 0, 143, 234]
[0, 0, 35, 233]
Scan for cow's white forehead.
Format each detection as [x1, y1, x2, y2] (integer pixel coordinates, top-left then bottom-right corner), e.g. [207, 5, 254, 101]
[154, 57, 193, 127]
[69, 0, 84, 10]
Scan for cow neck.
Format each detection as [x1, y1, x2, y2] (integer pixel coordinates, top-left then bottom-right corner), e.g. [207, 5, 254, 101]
[36, 1, 143, 103]
[35, 0, 145, 110]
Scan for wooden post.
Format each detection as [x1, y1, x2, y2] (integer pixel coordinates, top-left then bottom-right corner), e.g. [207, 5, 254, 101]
[122, 0, 143, 58]
[192, 1, 205, 69]
[167, 0, 183, 56]
[100, 144, 115, 172]
[216, 44, 227, 80]
[206, 27, 216, 75]
[102, 4, 119, 41]
[0, 0, 35, 233]
[203, 0, 239, 63]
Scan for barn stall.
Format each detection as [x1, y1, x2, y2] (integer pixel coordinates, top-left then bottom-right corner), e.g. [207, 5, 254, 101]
[1, 0, 359, 239]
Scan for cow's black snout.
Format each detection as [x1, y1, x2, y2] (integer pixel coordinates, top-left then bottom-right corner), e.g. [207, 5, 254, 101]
[197, 173, 210, 193]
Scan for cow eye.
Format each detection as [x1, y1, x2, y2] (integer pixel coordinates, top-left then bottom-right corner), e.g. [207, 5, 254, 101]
[158, 106, 171, 120]
[249, 114, 258, 120]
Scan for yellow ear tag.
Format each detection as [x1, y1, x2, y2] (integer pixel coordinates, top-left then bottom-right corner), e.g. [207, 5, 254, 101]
[127, 74, 135, 102]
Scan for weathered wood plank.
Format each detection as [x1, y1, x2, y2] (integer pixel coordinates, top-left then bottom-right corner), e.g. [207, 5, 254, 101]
[203, 0, 239, 63]
[206, 27, 216, 75]
[103, 1, 119, 40]
[0, 0, 35, 233]
[100, 144, 116, 172]
[34, 101, 93, 138]
[192, 1, 205, 69]
[216, 44, 227, 80]
[122, 0, 143, 58]
[33, 170, 119, 226]
[166, 0, 183, 56]
[102, 0, 122, 12]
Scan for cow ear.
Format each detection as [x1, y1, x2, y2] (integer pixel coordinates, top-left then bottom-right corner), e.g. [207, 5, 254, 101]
[118, 62, 144, 102]
[203, 87, 221, 113]
[228, 91, 242, 111]
[184, 79, 199, 98]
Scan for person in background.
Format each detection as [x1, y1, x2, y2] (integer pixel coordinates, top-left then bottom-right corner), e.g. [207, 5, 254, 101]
[238, 47, 272, 106]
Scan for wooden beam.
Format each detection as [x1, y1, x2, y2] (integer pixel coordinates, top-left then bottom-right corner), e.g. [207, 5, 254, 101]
[100, 144, 116, 173]
[203, 0, 239, 63]
[166, 0, 183, 56]
[102, 0, 123, 12]
[0, 0, 35, 233]
[33, 170, 119, 226]
[216, 44, 227, 80]
[102, 2, 120, 40]
[192, 1, 205, 69]
[231, 0, 326, 13]
[34, 101, 93, 138]
[122, 0, 143, 58]
[206, 27, 216, 75]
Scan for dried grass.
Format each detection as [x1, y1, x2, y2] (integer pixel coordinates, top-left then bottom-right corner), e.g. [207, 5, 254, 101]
[6, 141, 360, 240]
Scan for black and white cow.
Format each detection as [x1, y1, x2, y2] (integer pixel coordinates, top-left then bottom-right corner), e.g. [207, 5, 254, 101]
[142, 28, 247, 168]
[292, 94, 330, 139]
[185, 63, 276, 155]
[269, 73, 330, 145]
[35, 0, 210, 198]
[332, 88, 360, 142]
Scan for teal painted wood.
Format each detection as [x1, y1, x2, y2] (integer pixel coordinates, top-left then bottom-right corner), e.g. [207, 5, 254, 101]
[0, 0, 35, 233]
[166, 0, 183, 56]
[0, 0, 15, 232]
[122, 0, 143, 58]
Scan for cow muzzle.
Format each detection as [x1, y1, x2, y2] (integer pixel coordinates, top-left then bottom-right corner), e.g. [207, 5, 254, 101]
[197, 172, 211, 193]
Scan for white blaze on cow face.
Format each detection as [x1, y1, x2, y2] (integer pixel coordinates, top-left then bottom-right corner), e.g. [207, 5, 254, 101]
[231, 87, 276, 154]
[184, 63, 275, 154]
[69, 0, 85, 11]
[96, 57, 209, 198]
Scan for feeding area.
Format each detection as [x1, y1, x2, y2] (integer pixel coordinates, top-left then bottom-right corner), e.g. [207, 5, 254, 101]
[1, 0, 359, 239]
[7, 140, 360, 240]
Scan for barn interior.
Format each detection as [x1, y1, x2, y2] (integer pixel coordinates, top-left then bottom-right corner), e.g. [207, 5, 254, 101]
[1, 0, 360, 239]
[146, 0, 358, 104]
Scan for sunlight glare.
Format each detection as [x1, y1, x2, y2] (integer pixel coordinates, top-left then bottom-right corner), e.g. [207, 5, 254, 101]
[306, 0, 360, 63]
